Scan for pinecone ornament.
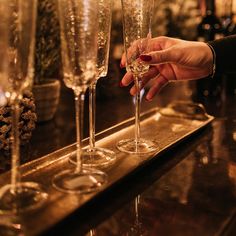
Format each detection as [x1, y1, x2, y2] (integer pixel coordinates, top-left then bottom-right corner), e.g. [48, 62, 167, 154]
[0, 91, 37, 155]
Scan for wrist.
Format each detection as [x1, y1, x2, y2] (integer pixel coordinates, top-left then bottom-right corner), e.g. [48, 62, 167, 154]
[206, 43, 216, 78]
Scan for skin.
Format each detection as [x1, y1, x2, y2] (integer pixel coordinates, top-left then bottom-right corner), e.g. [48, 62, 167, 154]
[120, 36, 214, 101]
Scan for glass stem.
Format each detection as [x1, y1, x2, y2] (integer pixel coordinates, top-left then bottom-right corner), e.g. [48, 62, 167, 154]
[89, 81, 97, 150]
[134, 75, 141, 150]
[10, 100, 21, 194]
[74, 92, 85, 173]
[135, 196, 140, 223]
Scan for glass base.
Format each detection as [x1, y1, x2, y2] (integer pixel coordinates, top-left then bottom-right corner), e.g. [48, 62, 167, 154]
[69, 147, 116, 168]
[52, 168, 107, 194]
[116, 138, 159, 154]
[0, 182, 48, 213]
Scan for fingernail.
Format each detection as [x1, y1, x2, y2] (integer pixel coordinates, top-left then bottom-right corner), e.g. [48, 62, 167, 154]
[120, 62, 124, 68]
[119, 81, 124, 87]
[140, 55, 152, 61]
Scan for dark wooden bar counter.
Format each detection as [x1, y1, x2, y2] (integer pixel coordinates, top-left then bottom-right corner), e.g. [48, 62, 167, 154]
[1, 70, 236, 235]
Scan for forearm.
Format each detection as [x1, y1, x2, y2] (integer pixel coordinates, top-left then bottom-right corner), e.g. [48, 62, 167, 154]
[208, 35, 236, 74]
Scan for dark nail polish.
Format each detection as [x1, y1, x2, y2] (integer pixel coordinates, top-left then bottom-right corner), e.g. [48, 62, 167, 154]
[140, 55, 152, 61]
[120, 62, 124, 68]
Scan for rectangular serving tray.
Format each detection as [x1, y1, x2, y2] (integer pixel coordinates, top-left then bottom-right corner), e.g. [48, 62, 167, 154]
[0, 103, 214, 235]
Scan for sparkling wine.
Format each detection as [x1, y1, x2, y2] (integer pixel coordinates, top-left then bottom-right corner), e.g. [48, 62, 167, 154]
[127, 60, 149, 76]
[59, 1, 98, 92]
[62, 59, 96, 90]
[96, 3, 111, 78]
[97, 39, 110, 77]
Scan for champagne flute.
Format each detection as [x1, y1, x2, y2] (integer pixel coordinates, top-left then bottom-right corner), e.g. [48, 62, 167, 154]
[53, 0, 107, 193]
[69, 0, 116, 168]
[117, 0, 159, 154]
[0, 0, 48, 213]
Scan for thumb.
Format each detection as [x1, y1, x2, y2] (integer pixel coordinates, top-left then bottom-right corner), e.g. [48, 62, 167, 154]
[139, 48, 179, 65]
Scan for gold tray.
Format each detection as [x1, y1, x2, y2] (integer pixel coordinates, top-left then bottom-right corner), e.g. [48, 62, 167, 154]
[0, 102, 214, 236]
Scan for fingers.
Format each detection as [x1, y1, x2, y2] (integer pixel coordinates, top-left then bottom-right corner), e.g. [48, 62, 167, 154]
[120, 53, 126, 68]
[121, 66, 159, 88]
[129, 76, 149, 95]
[129, 66, 159, 95]
[146, 74, 169, 101]
[120, 71, 133, 86]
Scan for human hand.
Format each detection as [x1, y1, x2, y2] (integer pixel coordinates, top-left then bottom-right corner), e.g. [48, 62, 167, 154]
[120, 36, 214, 101]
